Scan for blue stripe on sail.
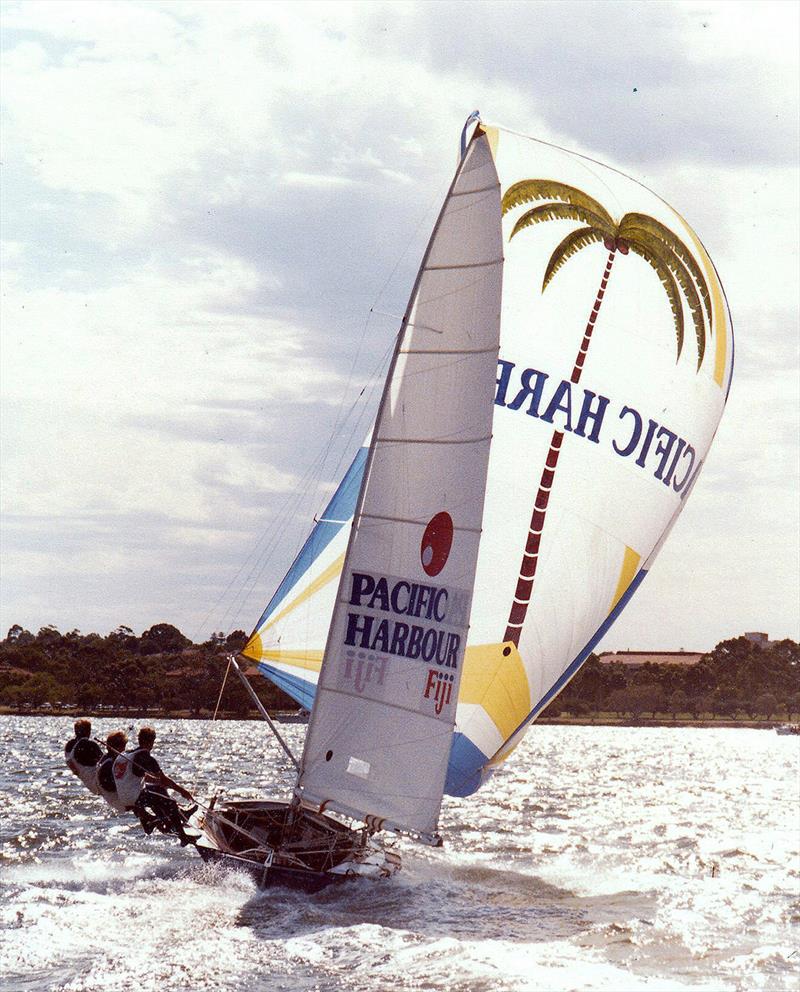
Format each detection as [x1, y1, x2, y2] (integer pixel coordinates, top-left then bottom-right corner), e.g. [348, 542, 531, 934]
[444, 733, 489, 797]
[443, 567, 650, 798]
[726, 319, 735, 402]
[257, 662, 317, 712]
[253, 446, 368, 630]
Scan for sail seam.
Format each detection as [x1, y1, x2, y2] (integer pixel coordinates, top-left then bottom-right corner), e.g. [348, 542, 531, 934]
[399, 346, 498, 355]
[402, 321, 443, 335]
[376, 434, 492, 445]
[450, 183, 501, 196]
[359, 511, 482, 533]
[425, 259, 503, 271]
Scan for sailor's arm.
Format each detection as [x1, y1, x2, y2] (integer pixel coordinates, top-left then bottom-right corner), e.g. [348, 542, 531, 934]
[144, 770, 193, 801]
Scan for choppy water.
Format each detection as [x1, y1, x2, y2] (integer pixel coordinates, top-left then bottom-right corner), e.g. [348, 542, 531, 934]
[0, 717, 797, 992]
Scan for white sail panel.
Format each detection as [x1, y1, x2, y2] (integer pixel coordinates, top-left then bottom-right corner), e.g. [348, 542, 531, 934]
[447, 125, 733, 795]
[296, 133, 503, 836]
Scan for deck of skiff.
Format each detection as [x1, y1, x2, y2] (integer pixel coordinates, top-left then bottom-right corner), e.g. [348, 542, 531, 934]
[193, 799, 400, 885]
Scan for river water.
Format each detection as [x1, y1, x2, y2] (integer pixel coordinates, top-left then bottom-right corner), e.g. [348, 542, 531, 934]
[0, 717, 797, 992]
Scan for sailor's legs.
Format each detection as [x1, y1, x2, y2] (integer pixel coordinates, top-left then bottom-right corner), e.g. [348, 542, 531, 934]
[134, 790, 193, 844]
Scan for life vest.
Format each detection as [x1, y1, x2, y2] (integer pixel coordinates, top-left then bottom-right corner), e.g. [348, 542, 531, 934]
[113, 748, 148, 807]
[97, 755, 129, 813]
[65, 738, 101, 795]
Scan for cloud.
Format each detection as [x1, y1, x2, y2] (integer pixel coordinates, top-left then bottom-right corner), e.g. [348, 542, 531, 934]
[282, 172, 358, 188]
[385, 0, 799, 168]
[1, 0, 798, 646]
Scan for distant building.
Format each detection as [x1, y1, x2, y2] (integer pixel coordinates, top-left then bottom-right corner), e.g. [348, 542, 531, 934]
[597, 650, 703, 667]
[597, 634, 778, 666]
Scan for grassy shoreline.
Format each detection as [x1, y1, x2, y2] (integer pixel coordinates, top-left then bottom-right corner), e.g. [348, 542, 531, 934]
[1, 705, 791, 730]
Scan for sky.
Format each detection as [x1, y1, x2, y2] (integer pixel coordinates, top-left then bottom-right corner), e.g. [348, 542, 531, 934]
[1, 0, 798, 650]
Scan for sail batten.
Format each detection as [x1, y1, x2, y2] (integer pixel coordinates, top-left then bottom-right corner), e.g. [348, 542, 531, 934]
[451, 182, 501, 196]
[399, 347, 499, 355]
[359, 512, 482, 533]
[375, 435, 493, 445]
[425, 259, 503, 270]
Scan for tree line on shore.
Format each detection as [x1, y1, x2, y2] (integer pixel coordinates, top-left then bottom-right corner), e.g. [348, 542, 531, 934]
[551, 637, 799, 721]
[1, 623, 798, 721]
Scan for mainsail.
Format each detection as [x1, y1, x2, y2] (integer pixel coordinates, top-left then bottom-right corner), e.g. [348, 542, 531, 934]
[243, 119, 732, 826]
[295, 132, 501, 837]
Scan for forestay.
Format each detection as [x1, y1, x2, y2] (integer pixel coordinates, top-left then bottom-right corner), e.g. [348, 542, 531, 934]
[294, 132, 502, 837]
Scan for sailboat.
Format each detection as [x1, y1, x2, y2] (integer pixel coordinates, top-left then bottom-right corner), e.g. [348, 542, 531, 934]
[186, 114, 733, 889]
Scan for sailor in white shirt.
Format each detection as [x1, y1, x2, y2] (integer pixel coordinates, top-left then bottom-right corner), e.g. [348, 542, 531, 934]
[64, 718, 102, 795]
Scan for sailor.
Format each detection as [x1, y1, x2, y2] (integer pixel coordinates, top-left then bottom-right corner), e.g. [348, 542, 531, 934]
[64, 718, 103, 795]
[114, 726, 196, 845]
[96, 730, 131, 813]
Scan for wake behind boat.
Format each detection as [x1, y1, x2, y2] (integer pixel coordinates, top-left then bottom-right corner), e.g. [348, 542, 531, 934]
[69, 112, 733, 891]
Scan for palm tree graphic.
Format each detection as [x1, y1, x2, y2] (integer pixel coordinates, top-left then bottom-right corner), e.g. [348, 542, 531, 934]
[501, 179, 713, 646]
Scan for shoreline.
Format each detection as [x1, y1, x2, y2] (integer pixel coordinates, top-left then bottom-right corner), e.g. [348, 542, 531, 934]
[0, 706, 791, 730]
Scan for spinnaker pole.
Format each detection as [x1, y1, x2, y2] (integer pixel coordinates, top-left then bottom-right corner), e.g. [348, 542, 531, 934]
[228, 654, 300, 771]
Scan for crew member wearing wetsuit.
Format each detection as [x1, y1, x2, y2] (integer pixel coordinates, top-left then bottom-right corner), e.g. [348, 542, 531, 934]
[113, 726, 195, 845]
[64, 718, 103, 795]
[97, 730, 130, 813]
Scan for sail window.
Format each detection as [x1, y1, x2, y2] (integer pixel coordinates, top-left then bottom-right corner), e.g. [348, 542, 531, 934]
[346, 757, 370, 779]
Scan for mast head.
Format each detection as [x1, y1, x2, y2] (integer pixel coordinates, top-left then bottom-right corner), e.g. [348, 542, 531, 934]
[460, 110, 481, 160]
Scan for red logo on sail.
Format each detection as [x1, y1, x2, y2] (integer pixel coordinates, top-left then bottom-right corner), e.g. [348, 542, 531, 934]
[420, 512, 453, 577]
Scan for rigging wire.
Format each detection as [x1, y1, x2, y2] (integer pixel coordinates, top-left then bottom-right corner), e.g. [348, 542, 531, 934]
[211, 655, 232, 722]
[191, 343, 377, 643]
[215, 335, 395, 641]
[195, 160, 454, 673]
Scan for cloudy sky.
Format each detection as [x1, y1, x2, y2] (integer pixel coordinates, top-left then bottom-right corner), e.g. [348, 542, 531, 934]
[1, 0, 798, 650]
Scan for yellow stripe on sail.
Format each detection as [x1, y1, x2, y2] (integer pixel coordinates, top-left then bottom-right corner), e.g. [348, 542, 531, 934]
[459, 642, 530, 742]
[241, 632, 263, 663]
[242, 634, 263, 661]
[261, 649, 323, 673]
[260, 553, 345, 634]
[610, 545, 641, 613]
[677, 212, 728, 388]
[241, 633, 323, 673]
